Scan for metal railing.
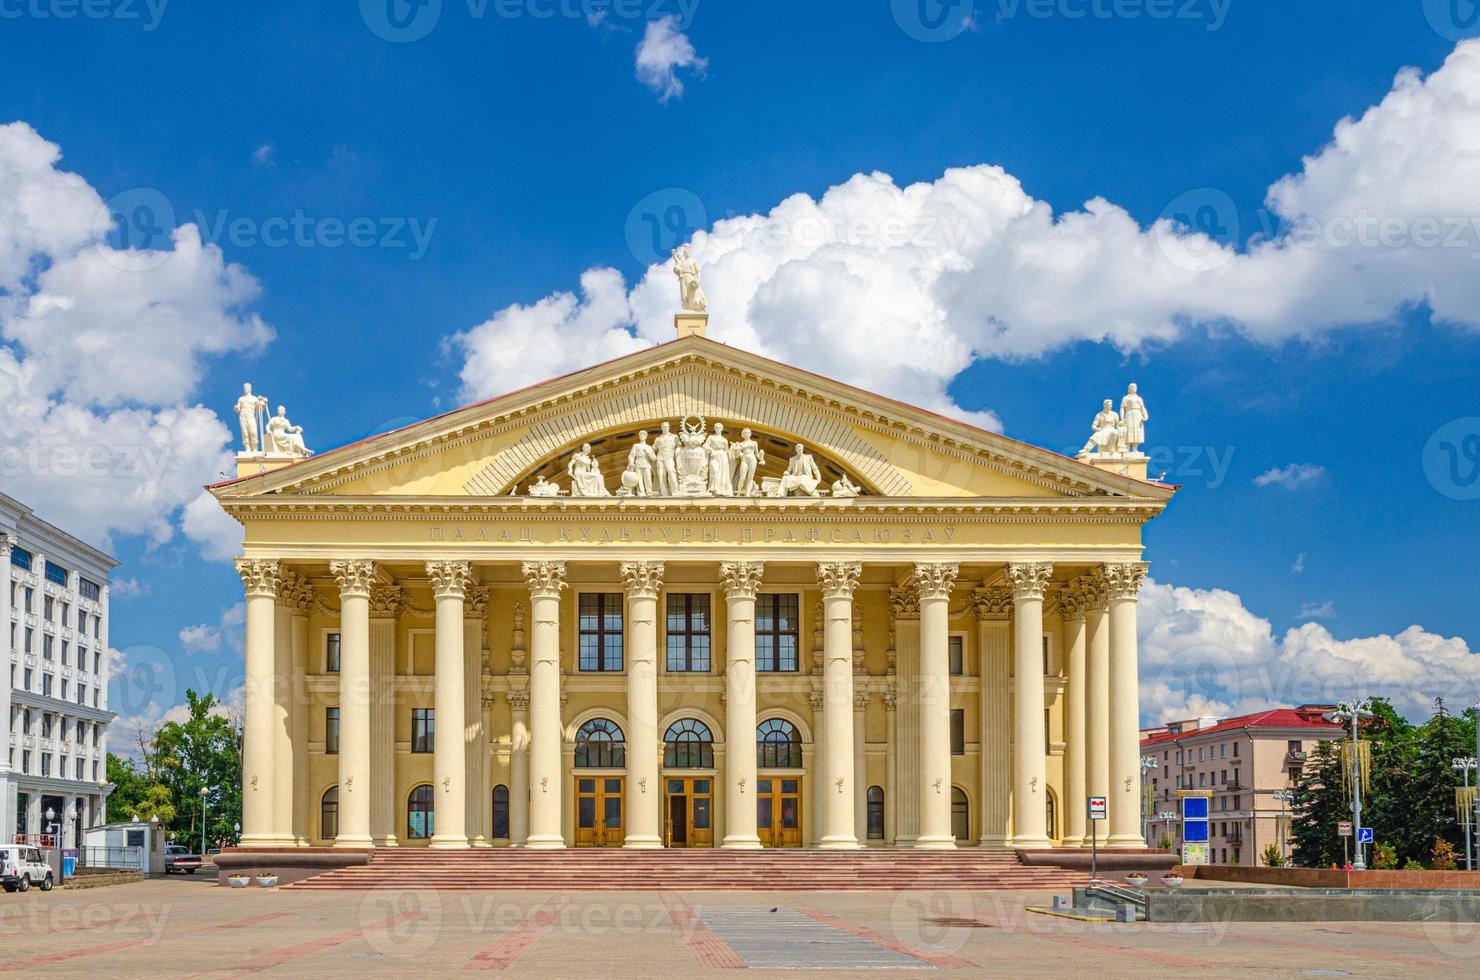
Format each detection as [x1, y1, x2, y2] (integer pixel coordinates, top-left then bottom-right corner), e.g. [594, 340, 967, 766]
[80, 846, 144, 871]
[1084, 879, 1148, 919]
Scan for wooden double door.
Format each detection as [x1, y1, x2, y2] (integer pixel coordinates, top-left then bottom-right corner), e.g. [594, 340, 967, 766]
[664, 777, 714, 848]
[575, 776, 624, 847]
[756, 777, 803, 847]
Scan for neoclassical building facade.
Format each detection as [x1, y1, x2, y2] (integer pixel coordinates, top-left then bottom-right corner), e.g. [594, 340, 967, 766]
[211, 325, 1173, 851]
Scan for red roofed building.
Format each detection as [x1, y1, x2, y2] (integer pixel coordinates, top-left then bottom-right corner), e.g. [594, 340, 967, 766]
[1139, 705, 1344, 866]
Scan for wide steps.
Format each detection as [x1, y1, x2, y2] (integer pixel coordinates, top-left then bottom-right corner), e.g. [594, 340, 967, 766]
[287, 849, 1088, 891]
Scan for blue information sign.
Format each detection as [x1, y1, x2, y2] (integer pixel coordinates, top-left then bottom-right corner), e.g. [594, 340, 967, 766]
[1183, 821, 1210, 843]
[1357, 827, 1374, 844]
[1182, 796, 1209, 820]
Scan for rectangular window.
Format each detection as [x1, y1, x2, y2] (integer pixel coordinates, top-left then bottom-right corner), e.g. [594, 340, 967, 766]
[755, 593, 800, 672]
[325, 708, 340, 755]
[1233, 742, 1239, 757]
[44, 596, 54, 620]
[665, 593, 711, 672]
[950, 709, 965, 755]
[24, 587, 33, 613]
[578, 594, 624, 672]
[44, 561, 68, 587]
[42, 674, 52, 697]
[1220, 743, 1227, 759]
[10, 546, 32, 571]
[326, 633, 341, 673]
[411, 708, 434, 753]
[948, 635, 964, 676]
[1042, 635, 1051, 675]
[42, 635, 52, 660]
[79, 578, 101, 602]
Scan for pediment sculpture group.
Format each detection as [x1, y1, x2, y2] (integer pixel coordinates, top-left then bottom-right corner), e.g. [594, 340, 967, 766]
[1076, 383, 1150, 461]
[235, 382, 313, 459]
[524, 417, 863, 499]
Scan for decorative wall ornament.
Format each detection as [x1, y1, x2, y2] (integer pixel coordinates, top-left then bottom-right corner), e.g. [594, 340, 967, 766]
[835, 776, 845, 794]
[527, 475, 559, 497]
[426, 560, 473, 599]
[521, 561, 568, 598]
[235, 558, 281, 598]
[510, 601, 528, 672]
[912, 562, 960, 601]
[932, 777, 943, 794]
[368, 584, 404, 619]
[816, 561, 863, 601]
[889, 583, 920, 622]
[1102, 561, 1149, 601]
[329, 559, 376, 599]
[971, 587, 1013, 622]
[854, 691, 871, 711]
[808, 690, 825, 712]
[719, 560, 765, 599]
[277, 569, 315, 613]
[882, 689, 897, 712]
[506, 689, 530, 711]
[442, 777, 452, 793]
[619, 560, 665, 599]
[1006, 562, 1054, 601]
[465, 586, 491, 619]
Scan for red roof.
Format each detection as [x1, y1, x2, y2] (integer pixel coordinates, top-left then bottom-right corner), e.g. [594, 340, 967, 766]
[1139, 706, 1343, 748]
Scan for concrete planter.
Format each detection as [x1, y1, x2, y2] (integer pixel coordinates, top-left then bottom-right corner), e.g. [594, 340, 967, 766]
[254, 876, 279, 888]
[227, 876, 250, 889]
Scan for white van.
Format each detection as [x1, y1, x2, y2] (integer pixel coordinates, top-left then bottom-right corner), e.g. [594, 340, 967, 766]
[0, 845, 54, 893]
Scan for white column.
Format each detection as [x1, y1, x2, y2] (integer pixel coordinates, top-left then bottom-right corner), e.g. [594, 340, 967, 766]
[369, 586, 401, 846]
[507, 689, 530, 846]
[522, 561, 567, 849]
[720, 561, 764, 849]
[817, 562, 861, 849]
[853, 692, 869, 844]
[890, 587, 920, 846]
[1061, 588, 1089, 848]
[1007, 562, 1053, 849]
[271, 589, 294, 845]
[235, 558, 280, 848]
[914, 562, 959, 849]
[1105, 562, 1148, 848]
[973, 588, 1012, 846]
[621, 560, 664, 848]
[0, 537, 11, 842]
[427, 561, 472, 848]
[883, 690, 898, 845]
[330, 559, 375, 848]
[1084, 577, 1110, 806]
[465, 591, 489, 846]
[288, 579, 311, 845]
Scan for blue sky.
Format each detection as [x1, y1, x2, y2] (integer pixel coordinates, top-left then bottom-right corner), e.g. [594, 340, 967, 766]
[2, 1, 1478, 730]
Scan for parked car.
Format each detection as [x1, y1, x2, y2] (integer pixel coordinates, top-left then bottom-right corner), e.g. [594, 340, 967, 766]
[0, 845, 54, 893]
[163, 845, 202, 874]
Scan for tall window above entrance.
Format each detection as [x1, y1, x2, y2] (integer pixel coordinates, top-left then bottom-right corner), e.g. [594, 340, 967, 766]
[575, 718, 626, 768]
[755, 594, 799, 672]
[757, 718, 802, 769]
[663, 718, 714, 768]
[579, 594, 624, 672]
[665, 593, 711, 672]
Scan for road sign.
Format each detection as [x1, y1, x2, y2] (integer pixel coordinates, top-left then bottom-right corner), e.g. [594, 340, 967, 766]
[1357, 827, 1374, 845]
[1337, 822, 1353, 837]
[1087, 796, 1107, 821]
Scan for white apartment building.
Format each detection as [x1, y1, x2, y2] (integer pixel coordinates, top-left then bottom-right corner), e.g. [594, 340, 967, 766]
[1, 493, 117, 848]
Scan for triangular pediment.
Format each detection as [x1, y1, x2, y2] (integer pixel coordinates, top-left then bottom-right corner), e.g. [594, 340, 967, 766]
[212, 336, 1172, 504]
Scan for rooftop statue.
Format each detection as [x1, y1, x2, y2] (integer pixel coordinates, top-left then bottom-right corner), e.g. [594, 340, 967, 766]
[673, 244, 708, 314]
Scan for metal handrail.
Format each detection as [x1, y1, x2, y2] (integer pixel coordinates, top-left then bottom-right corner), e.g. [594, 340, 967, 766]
[1085, 878, 1148, 917]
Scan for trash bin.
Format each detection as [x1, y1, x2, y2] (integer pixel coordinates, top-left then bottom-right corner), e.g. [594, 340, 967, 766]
[63, 856, 77, 879]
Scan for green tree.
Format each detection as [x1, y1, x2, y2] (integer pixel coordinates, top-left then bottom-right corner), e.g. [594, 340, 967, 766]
[151, 690, 243, 850]
[1405, 699, 1475, 862]
[1291, 739, 1347, 867]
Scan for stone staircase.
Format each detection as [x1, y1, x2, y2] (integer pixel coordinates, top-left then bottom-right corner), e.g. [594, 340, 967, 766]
[286, 847, 1088, 891]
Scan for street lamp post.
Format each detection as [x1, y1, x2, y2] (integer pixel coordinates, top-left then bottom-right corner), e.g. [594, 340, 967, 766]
[199, 786, 210, 857]
[1457, 756, 1479, 873]
[1157, 810, 1177, 849]
[1140, 756, 1158, 845]
[1331, 699, 1374, 870]
[1272, 789, 1295, 865]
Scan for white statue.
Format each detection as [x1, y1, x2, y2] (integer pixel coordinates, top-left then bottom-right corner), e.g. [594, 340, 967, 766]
[774, 443, 822, 497]
[705, 423, 734, 496]
[673, 245, 708, 313]
[234, 383, 269, 454]
[527, 475, 560, 498]
[676, 417, 710, 494]
[1120, 383, 1149, 454]
[626, 430, 657, 497]
[653, 421, 680, 496]
[730, 427, 765, 496]
[617, 464, 643, 497]
[1079, 400, 1127, 458]
[831, 473, 861, 498]
[567, 443, 609, 497]
[266, 405, 313, 457]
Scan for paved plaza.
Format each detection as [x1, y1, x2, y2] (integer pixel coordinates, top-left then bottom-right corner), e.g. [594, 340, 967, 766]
[0, 876, 1474, 977]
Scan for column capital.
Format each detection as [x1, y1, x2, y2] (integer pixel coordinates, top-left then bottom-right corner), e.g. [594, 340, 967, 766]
[1006, 562, 1054, 601]
[466, 586, 491, 619]
[889, 584, 920, 621]
[369, 584, 404, 619]
[972, 586, 1013, 622]
[1055, 580, 1090, 622]
[278, 569, 316, 613]
[912, 562, 959, 601]
[521, 560, 567, 599]
[853, 690, 872, 711]
[506, 689, 530, 711]
[619, 560, 665, 600]
[882, 689, 898, 711]
[1102, 562, 1149, 601]
[426, 560, 474, 600]
[235, 558, 282, 599]
[0, 533, 11, 558]
[816, 561, 863, 600]
[719, 560, 765, 599]
[809, 690, 825, 712]
[330, 559, 376, 600]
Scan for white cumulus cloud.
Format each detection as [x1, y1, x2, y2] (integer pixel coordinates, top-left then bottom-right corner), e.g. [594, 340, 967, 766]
[635, 16, 707, 102]
[1253, 463, 1326, 489]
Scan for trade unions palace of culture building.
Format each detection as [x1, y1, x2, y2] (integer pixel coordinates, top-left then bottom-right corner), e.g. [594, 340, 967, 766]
[209, 267, 1174, 854]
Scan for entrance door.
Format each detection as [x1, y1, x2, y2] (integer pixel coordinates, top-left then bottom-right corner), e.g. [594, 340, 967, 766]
[664, 778, 714, 847]
[756, 777, 802, 847]
[575, 777, 624, 847]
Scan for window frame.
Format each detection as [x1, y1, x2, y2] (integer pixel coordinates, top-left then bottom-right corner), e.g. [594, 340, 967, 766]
[757, 718, 802, 769]
[325, 707, 340, 755]
[948, 633, 965, 676]
[578, 593, 625, 673]
[950, 708, 965, 756]
[754, 593, 800, 673]
[325, 633, 342, 673]
[866, 785, 885, 840]
[663, 718, 715, 769]
[407, 785, 434, 840]
[574, 718, 626, 769]
[411, 708, 434, 754]
[492, 785, 511, 840]
[321, 787, 339, 840]
[665, 593, 712, 673]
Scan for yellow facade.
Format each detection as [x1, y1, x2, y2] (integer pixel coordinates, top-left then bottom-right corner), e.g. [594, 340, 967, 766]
[214, 333, 1173, 850]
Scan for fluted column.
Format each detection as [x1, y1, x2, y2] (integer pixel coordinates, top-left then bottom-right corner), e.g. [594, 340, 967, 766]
[1008, 562, 1053, 849]
[620, 560, 664, 848]
[720, 561, 764, 849]
[817, 562, 862, 849]
[508, 689, 530, 846]
[1105, 562, 1149, 848]
[973, 588, 1012, 846]
[287, 578, 312, 845]
[914, 562, 959, 849]
[1060, 583, 1089, 848]
[523, 561, 567, 848]
[330, 559, 375, 847]
[853, 691, 869, 844]
[369, 584, 402, 846]
[271, 585, 294, 845]
[235, 558, 280, 848]
[1084, 574, 1110, 808]
[465, 589, 489, 846]
[427, 561, 473, 848]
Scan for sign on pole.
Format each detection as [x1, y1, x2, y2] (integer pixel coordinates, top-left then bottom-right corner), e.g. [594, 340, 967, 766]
[1337, 822, 1353, 838]
[1357, 827, 1374, 845]
[1087, 796, 1107, 821]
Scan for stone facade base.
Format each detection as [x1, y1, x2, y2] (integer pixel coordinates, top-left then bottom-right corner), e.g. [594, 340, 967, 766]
[1017, 847, 1177, 873]
[1178, 864, 1480, 890]
[213, 847, 373, 887]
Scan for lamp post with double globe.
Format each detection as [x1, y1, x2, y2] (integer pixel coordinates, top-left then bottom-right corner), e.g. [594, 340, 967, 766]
[1454, 756, 1477, 872]
[1140, 756, 1158, 845]
[1330, 699, 1374, 870]
[1272, 789, 1295, 865]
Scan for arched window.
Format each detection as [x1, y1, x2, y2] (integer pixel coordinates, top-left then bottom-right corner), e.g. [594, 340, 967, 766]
[951, 787, 969, 843]
[492, 785, 510, 840]
[757, 718, 802, 769]
[664, 719, 715, 768]
[407, 784, 434, 840]
[575, 719, 626, 768]
[866, 786, 885, 841]
[321, 786, 338, 841]
[1045, 790, 1058, 842]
